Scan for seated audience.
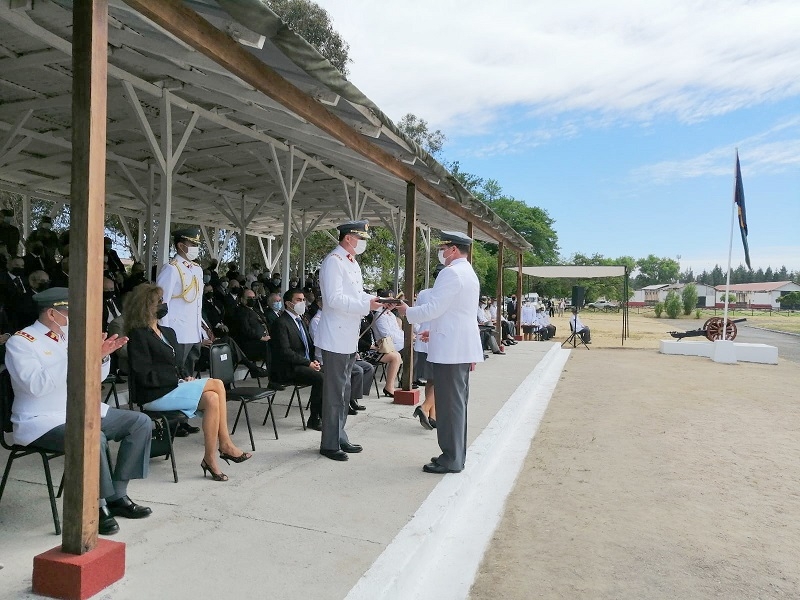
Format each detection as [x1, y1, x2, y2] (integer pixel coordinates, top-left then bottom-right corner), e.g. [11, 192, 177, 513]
[6, 287, 150, 535]
[371, 291, 404, 396]
[269, 289, 324, 430]
[125, 283, 252, 483]
[536, 306, 556, 340]
[229, 287, 270, 362]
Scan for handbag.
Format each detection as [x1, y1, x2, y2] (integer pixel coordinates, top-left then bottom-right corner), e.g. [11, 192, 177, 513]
[375, 336, 396, 354]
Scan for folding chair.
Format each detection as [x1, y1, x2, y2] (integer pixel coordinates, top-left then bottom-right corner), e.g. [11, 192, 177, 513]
[210, 343, 277, 445]
[0, 370, 64, 534]
[561, 321, 590, 349]
[102, 371, 120, 408]
[282, 383, 308, 430]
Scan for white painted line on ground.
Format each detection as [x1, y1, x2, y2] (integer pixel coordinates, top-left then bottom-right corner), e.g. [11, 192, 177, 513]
[345, 343, 571, 600]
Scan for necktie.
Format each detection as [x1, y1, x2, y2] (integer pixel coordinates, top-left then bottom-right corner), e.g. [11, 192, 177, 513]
[295, 317, 310, 360]
[14, 277, 24, 294]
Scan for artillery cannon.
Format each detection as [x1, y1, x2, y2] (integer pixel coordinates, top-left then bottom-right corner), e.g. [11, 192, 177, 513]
[668, 317, 746, 341]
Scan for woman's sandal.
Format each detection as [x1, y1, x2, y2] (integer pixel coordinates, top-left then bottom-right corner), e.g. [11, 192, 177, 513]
[201, 459, 228, 482]
[220, 451, 253, 464]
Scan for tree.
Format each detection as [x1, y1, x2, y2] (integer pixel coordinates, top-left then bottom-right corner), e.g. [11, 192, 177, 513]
[446, 161, 484, 194]
[664, 290, 682, 318]
[764, 266, 774, 282]
[396, 113, 446, 156]
[267, 0, 351, 75]
[681, 283, 698, 315]
[679, 267, 694, 283]
[634, 255, 680, 287]
[485, 196, 559, 264]
[778, 291, 800, 309]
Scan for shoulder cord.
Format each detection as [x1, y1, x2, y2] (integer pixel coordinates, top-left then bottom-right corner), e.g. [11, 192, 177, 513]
[171, 259, 199, 303]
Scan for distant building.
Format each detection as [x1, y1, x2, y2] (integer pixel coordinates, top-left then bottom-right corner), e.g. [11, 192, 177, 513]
[713, 281, 800, 308]
[631, 283, 716, 307]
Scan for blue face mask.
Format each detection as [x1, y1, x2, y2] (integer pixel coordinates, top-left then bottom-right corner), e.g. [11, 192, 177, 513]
[271, 301, 282, 311]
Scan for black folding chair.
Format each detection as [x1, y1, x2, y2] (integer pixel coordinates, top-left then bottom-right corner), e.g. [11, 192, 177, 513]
[282, 383, 308, 430]
[561, 320, 589, 350]
[209, 343, 277, 445]
[102, 371, 120, 409]
[0, 370, 64, 534]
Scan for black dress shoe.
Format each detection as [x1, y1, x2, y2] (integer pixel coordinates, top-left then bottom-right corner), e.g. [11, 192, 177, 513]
[268, 382, 286, 391]
[249, 367, 269, 378]
[429, 418, 437, 429]
[413, 406, 433, 430]
[340, 441, 362, 453]
[107, 495, 152, 519]
[307, 416, 322, 431]
[320, 449, 349, 461]
[349, 399, 366, 411]
[422, 461, 461, 474]
[348, 406, 358, 415]
[178, 422, 200, 435]
[98, 506, 120, 535]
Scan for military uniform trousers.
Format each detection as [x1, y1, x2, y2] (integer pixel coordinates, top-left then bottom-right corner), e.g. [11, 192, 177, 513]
[31, 408, 152, 499]
[431, 362, 471, 472]
[320, 349, 356, 451]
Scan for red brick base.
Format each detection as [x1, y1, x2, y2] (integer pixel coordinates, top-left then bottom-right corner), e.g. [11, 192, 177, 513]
[392, 389, 420, 406]
[32, 540, 125, 600]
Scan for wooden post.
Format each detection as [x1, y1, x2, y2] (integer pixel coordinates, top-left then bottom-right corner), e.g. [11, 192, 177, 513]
[516, 252, 523, 338]
[467, 222, 474, 263]
[495, 242, 504, 344]
[396, 182, 418, 404]
[63, 0, 108, 555]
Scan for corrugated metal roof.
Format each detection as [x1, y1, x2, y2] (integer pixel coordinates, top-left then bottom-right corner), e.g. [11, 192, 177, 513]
[714, 281, 799, 292]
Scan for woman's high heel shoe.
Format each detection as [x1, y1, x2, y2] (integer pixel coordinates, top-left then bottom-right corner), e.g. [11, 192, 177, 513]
[382, 388, 394, 398]
[219, 451, 252, 464]
[201, 459, 228, 482]
[413, 406, 433, 430]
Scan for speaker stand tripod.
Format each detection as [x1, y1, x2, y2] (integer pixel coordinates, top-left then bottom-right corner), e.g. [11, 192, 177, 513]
[561, 311, 590, 350]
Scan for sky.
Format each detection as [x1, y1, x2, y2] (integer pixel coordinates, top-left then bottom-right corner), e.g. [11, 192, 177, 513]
[312, 0, 800, 275]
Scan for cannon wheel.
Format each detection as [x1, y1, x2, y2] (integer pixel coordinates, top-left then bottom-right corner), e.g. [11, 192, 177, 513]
[704, 317, 738, 341]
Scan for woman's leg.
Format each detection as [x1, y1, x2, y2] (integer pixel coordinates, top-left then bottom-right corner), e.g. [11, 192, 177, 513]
[381, 352, 401, 393]
[421, 381, 436, 419]
[199, 378, 249, 457]
[197, 389, 222, 469]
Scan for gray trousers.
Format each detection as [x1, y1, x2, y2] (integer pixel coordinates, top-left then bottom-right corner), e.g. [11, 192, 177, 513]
[176, 342, 201, 374]
[352, 360, 374, 401]
[431, 363, 471, 471]
[321, 350, 356, 450]
[33, 408, 152, 500]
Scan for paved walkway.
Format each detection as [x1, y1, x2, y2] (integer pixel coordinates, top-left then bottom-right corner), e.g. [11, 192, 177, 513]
[0, 342, 557, 599]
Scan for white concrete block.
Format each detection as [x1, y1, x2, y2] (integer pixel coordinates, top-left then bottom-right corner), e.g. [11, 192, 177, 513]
[659, 339, 778, 365]
[732, 343, 779, 365]
[659, 339, 712, 358]
[712, 339, 737, 364]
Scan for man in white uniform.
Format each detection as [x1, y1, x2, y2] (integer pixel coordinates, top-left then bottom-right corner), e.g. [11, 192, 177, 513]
[5, 288, 152, 535]
[570, 307, 591, 344]
[397, 231, 484, 474]
[315, 221, 381, 461]
[156, 226, 204, 373]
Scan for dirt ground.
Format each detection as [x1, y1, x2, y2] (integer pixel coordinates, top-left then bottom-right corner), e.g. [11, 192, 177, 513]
[470, 316, 800, 599]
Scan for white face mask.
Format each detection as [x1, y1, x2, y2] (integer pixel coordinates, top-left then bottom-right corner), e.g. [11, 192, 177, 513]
[437, 249, 447, 265]
[293, 301, 307, 316]
[184, 245, 200, 261]
[54, 309, 69, 338]
[354, 239, 367, 255]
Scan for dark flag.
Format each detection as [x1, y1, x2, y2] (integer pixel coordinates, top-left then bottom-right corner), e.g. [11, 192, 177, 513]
[734, 152, 751, 270]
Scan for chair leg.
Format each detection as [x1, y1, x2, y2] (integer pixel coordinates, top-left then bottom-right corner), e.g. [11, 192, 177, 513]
[267, 396, 278, 440]
[295, 391, 307, 430]
[283, 388, 296, 418]
[56, 472, 65, 498]
[40, 452, 61, 535]
[231, 401, 245, 435]
[240, 400, 255, 451]
[0, 453, 15, 504]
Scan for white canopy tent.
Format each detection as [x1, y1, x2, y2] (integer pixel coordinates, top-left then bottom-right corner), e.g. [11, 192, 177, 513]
[507, 265, 630, 344]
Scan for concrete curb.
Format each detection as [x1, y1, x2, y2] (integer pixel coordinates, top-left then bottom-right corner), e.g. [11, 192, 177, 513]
[742, 325, 800, 338]
[345, 343, 571, 600]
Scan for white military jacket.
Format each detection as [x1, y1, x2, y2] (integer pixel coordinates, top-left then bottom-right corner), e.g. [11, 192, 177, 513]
[405, 258, 484, 365]
[413, 287, 433, 354]
[315, 244, 372, 354]
[6, 320, 110, 446]
[156, 256, 203, 344]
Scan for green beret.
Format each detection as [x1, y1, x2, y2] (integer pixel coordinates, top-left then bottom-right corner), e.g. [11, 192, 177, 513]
[438, 230, 473, 246]
[173, 226, 201, 244]
[33, 287, 69, 310]
[337, 220, 371, 239]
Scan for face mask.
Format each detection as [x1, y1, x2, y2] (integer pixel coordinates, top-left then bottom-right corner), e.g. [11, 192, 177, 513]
[203, 274, 211, 284]
[41, 222, 51, 229]
[245, 298, 255, 308]
[203, 292, 214, 301]
[32, 245, 44, 255]
[103, 290, 115, 301]
[437, 249, 447, 265]
[12, 267, 25, 277]
[220, 281, 228, 290]
[271, 301, 282, 311]
[54, 309, 69, 335]
[354, 239, 367, 255]
[156, 303, 168, 319]
[35, 281, 50, 292]
[184, 246, 200, 261]
[293, 301, 306, 316]
[4, 217, 13, 224]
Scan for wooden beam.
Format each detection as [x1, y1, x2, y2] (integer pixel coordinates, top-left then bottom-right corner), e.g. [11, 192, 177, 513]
[118, 0, 520, 251]
[516, 252, 523, 326]
[467, 222, 474, 263]
[63, 0, 108, 555]
[400, 182, 416, 391]
[495, 242, 504, 345]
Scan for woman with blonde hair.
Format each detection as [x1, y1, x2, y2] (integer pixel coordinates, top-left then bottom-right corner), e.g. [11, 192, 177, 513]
[124, 283, 251, 482]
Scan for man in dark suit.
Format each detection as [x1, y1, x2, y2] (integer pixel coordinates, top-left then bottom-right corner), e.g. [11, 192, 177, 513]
[0, 256, 32, 331]
[230, 288, 270, 362]
[23, 241, 54, 276]
[0, 208, 21, 257]
[264, 292, 283, 327]
[102, 277, 123, 333]
[269, 289, 323, 430]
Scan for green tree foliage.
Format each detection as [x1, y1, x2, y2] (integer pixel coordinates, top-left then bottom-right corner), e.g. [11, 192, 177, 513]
[778, 291, 800, 309]
[681, 283, 698, 315]
[267, 0, 351, 75]
[664, 290, 682, 318]
[654, 302, 664, 317]
[634, 254, 680, 287]
[396, 114, 446, 156]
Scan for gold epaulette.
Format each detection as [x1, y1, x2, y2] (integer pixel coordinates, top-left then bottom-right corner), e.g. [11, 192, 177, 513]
[14, 331, 35, 342]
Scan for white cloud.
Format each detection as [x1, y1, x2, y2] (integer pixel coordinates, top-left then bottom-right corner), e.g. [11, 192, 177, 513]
[314, 0, 800, 131]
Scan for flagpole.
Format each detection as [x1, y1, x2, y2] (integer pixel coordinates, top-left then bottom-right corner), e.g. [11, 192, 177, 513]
[722, 149, 738, 338]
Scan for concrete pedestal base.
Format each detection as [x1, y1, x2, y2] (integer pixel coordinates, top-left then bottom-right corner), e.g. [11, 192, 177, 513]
[32, 540, 125, 600]
[392, 389, 420, 406]
[514, 335, 524, 341]
[659, 340, 778, 365]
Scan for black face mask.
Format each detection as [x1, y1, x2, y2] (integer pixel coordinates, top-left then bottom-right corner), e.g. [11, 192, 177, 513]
[155, 303, 169, 319]
[35, 281, 50, 292]
[103, 290, 115, 301]
[11, 267, 25, 277]
[245, 298, 255, 308]
[203, 292, 214, 301]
